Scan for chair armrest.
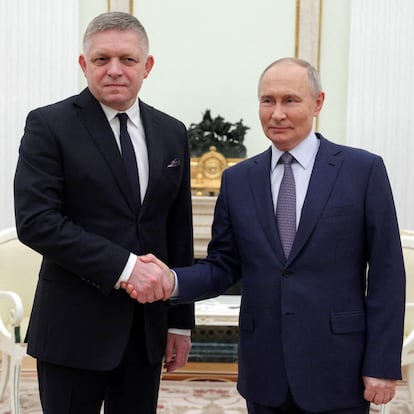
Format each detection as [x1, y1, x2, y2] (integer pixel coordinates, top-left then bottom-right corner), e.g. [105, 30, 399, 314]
[0, 290, 24, 343]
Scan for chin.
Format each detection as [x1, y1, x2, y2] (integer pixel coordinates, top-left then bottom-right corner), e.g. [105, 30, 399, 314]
[269, 133, 289, 144]
[104, 98, 130, 111]
[270, 139, 295, 151]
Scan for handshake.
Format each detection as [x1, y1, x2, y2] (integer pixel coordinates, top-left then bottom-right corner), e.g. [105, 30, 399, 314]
[120, 254, 175, 303]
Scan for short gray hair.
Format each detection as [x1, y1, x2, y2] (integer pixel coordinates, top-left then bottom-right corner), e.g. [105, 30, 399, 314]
[83, 12, 149, 55]
[258, 57, 322, 98]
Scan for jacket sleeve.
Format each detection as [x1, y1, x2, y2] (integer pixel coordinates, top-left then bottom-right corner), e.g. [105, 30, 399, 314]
[14, 107, 130, 295]
[362, 156, 406, 379]
[165, 127, 195, 328]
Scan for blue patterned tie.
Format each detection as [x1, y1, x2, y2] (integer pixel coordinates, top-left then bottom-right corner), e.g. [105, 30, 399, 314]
[117, 113, 141, 209]
[276, 152, 296, 258]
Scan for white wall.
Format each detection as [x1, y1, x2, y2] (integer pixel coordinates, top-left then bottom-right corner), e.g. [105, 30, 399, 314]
[135, 0, 296, 158]
[318, 0, 350, 144]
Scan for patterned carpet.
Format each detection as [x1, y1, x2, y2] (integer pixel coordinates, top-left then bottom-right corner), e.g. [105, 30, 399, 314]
[0, 371, 413, 414]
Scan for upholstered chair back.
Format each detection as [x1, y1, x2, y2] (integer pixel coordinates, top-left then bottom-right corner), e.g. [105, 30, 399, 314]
[0, 228, 41, 342]
[402, 231, 414, 336]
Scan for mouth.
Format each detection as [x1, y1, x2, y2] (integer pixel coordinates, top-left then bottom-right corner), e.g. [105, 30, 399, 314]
[269, 126, 290, 132]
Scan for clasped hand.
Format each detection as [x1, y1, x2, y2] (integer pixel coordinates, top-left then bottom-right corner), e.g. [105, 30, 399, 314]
[120, 254, 173, 303]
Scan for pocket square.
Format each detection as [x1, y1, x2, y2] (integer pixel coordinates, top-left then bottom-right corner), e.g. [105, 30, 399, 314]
[167, 157, 182, 168]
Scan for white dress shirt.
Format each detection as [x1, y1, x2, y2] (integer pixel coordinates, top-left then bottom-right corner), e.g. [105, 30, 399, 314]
[101, 102, 189, 336]
[100, 101, 144, 287]
[101, 101, 149, 201]
[270, 132, 320, 228]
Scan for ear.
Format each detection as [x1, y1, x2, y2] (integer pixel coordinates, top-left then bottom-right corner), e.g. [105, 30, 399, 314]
[314, 92, 325, 116]
[144, 55, 155, 79]
[78, 54, 87, 75]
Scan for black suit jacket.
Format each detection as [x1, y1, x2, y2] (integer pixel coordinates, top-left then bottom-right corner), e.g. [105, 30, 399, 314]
[14, 88, 194, 370]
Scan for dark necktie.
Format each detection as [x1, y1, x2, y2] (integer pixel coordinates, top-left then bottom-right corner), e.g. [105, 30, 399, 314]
[276, 152, 296, 258]
[117, 113, 141, 209]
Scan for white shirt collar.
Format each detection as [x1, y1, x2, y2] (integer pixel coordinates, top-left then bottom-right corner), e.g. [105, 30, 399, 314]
[271, 132, 319, 171]
[100, 100, 141, 128]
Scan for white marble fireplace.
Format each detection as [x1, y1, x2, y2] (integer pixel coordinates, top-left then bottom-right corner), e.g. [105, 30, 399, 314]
[192, 195, 217, 259]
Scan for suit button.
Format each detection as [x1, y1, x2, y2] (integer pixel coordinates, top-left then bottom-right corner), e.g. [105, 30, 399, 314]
[282, 270, 293, 277]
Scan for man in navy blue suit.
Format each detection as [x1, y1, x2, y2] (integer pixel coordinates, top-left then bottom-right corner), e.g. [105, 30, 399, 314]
[14, 12, 193, 414]
[127, 57, 406, 413]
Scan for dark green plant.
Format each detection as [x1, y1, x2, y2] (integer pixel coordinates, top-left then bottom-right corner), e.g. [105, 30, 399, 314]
[188, 110, 249, 158]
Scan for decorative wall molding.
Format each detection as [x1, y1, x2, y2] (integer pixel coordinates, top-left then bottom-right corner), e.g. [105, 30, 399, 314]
[295, 0, 322, 69]
[108, 0, 133, 13]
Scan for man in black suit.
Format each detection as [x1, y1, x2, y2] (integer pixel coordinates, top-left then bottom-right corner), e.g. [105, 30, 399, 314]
[14, 12, 193, 414]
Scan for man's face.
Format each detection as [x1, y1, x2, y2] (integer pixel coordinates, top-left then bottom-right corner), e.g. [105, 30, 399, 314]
[79, 29, 154, 111]
[258, 62, 324, 151]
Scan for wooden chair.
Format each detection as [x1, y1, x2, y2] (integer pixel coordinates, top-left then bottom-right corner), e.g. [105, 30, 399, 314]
[0, 227, 41, 414]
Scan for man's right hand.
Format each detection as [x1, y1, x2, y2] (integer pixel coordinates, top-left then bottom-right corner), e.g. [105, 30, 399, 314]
[121, 254, 173, 303]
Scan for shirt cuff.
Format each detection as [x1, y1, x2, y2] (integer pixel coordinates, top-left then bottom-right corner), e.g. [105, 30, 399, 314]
[167, 272, 189, 336]
[170, 269, 179, 297]
[114, 253, 137, 289]
[168, 328, 191, 336]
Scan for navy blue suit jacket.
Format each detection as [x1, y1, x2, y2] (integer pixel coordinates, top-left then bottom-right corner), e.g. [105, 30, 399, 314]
[175, 134, 405, 411]
[14, 88, 194, 370]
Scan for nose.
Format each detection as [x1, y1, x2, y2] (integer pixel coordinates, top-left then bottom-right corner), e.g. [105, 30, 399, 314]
[107, 58, 123, 76]
[271, 104, 287, 121]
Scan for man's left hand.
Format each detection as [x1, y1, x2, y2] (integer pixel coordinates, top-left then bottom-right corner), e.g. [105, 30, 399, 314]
[363, 376, 397, 405]
[163, 333, 192, 372]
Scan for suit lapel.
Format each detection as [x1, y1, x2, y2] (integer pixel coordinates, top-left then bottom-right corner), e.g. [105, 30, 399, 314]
[138, 100, 164, 211]
[73, 89, 136, 212]
[287, 135, 344, 263]
[247, 148, 286, 264]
